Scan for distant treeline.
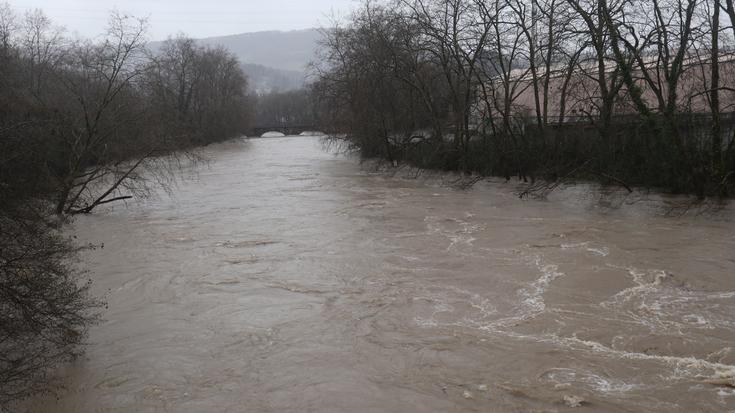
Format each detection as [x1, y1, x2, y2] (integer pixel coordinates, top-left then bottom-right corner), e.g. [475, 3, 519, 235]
[0, 4, 251, 406]
[253, 89, 318, 129]
[312, 0, 735, 198]
[242, 63, 305, 94]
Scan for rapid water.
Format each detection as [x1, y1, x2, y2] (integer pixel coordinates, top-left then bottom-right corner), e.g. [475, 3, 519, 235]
[25, 137, 735, 412]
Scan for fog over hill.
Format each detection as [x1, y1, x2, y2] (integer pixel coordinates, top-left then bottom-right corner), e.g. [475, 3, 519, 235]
[151, 29, 322, 93]
[240, 63, 306, 93]
[198, 29, 322, 72]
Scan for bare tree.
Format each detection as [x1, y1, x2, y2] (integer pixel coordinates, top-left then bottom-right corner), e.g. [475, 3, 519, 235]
[711, 0, 722, 173]
[565, 0, 626, 137]
[0, 209, 101, 408]
[20, 8, 65, 96]
[144, 35, 251, 144]
[0, 2, 16, 55]
[397, 0, 493, 169]
[51, 12, 155, 214]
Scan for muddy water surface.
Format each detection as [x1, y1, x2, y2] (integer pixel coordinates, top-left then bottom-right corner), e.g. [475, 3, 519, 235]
[27, 137, 735, 412]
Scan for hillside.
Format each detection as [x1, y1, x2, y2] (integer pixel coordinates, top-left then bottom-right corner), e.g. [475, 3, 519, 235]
[149, 29, 322, 93]
[197, 29, 322, 73]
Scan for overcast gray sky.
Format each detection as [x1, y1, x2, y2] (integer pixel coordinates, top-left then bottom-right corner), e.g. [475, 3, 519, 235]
[8, 0, 356, 40]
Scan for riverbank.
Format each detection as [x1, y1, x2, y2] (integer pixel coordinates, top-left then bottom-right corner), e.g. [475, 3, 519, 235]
[358, 156, 733, 218]
[330, 121, 735, 201]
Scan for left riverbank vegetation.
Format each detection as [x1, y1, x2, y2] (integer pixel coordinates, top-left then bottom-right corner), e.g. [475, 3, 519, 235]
[0, 4, 251, 408]
[312, 0, 735, 199]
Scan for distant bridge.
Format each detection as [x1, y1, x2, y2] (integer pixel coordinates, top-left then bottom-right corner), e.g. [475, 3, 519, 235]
[248, 125, 323, 137]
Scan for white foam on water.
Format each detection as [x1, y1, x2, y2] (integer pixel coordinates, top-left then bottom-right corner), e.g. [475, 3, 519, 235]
[600, 264, 735, 335]
[540, 334, 735, 384]
[604, 266, 671, 304]
[412, 285, 498, 328]
[561, 241, 610, 257]
[600, 266, 680, 331]
[411, 289, 448, 327]
[409, 246, 735, 396]
[708, 347, 732, 363]
[481, 327, 735, 392]
[519, 256, 565, 314]
[459, 253, 567, 330]
[682, 313, 712, 328]
[446, 234, 476, 251]
[424, 215, 485, 252]
[587, 247, 610, 256]
[424, 268, 734, 395]
[539, 368, 638, 393]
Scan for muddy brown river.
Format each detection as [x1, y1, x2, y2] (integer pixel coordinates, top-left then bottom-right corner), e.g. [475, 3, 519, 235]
[25, 136, 735, 412]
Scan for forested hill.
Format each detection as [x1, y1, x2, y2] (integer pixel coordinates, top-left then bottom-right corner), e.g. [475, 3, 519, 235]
[197, 29, 321, 72]
[240, 63, 305, 93]
[151, 29, 322, 93]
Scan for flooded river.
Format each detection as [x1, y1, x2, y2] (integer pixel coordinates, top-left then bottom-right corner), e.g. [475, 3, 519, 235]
[26, 136, 735, 412]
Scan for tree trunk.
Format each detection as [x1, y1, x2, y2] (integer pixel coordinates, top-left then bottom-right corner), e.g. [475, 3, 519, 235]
[712, 0, 722, 173]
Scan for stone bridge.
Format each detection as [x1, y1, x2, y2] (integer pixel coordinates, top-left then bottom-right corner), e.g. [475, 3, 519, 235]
[249, 125, 322, 137]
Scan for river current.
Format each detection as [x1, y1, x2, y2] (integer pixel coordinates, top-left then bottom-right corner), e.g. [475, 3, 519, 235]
[25, 136, 735, 412]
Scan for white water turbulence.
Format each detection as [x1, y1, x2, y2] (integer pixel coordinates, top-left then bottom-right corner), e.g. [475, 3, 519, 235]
[24, 137, 735, 412]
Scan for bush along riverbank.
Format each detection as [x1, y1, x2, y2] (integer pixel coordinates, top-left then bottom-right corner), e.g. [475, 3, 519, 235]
[366, 114, 735, 198]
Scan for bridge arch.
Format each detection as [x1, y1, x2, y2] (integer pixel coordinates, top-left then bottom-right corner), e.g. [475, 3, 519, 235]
[249, 126, 323, 137]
